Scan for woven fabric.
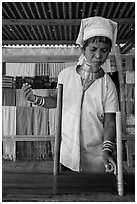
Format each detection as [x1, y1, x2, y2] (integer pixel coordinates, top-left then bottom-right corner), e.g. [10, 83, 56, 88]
[16, 89, 31, 107]
[16, 107, 33, 135]
[2, 88, 16, 106]
[49, 108, 57, 136]
[2, 106, 16, 160]
[35, 63, 49, 76]
[2, 76, 14, 88]
[2, 106, 16, 135]
[6, 63, 35, 77]
[49, 63, 65, 78]
[33, 107, 49, 135]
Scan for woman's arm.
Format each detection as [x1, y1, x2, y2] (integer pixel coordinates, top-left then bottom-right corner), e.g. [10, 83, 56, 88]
[102, 112, 117, 174]
[104, 112, 116, 142]
[22, 83, 57, 108]
[42, 91, 57, 108]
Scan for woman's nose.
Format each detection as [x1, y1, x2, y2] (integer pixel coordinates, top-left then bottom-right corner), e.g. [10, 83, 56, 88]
[95, 50, 101, 59]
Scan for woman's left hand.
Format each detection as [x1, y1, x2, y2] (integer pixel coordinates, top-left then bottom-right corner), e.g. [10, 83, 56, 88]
[102, 150, 117, 175]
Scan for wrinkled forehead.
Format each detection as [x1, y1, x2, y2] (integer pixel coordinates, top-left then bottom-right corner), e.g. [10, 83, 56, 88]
[83, 36, 112, 50]
[87, 41, 111, 49]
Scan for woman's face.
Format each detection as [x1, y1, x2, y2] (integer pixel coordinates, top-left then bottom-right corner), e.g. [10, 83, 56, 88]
[84, 40, 111, 71]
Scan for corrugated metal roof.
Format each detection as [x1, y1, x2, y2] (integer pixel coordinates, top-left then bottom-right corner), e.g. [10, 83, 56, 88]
[2, 2, 135, 53]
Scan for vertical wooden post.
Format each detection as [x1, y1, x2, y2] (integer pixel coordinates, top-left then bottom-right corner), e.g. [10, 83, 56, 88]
[115, 46, 126, 134]
[53, 84, 63, 195]
[53, 84, 63, 175]
[116, 111, 124, 196]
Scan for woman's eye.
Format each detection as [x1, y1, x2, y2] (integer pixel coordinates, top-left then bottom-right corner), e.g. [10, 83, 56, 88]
[102, 49, 109, 52]
[90, 48, 96, 52]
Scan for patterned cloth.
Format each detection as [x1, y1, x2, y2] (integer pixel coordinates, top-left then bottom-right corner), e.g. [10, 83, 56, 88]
[33, 107, 49, 135]
[6, 63, 35, 77]
[16, 89, 31, 107]
[2, 76, 14, 88]
[2, 106, 16, 160]
[49, 63, 65, 78]
[2, 88, 16, 106]
[16, 107, 33, 135]
[35, 63, 49, 76]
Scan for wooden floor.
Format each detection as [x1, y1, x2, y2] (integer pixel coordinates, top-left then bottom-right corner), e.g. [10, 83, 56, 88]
[2, 159, 54, 172]
[2, 160, 135, 202]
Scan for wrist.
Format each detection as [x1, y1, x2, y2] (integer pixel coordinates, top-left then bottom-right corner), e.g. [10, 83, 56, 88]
[102, 140, 115, 153]
[32, 95, 39, 103]
[32, 95, 45, 107]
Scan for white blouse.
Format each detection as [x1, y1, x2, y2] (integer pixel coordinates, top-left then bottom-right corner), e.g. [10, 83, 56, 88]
[58, 66, 119, 172]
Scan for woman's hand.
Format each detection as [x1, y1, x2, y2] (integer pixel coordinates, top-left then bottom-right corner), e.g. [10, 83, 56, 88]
[102, 150, 117, 175]
[22, 83, 35, 102]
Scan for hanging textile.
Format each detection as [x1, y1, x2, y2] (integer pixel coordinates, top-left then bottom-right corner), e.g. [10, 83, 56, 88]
[6, 63, 35, 77]
[6, 63, 19, 76]
[2, 88, 16, 106]
[32, 89, 56, 156]
[2, 106, 16, 136]
[2, 76, 14, 88]
[35, 63, 49, 76]
[2, 106, 16, 160]
[16, 107, 33, 135]
[16, 89, 31, 107]
[49, 63, 65, 78]
[49, 108, 57, 136]
[32, 107, 49, 135]
[32, 89, 56, 135]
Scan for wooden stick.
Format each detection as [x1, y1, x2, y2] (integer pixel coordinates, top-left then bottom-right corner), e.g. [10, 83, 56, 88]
[53, 84, 63, 175]
[116, 111, 124, 196]
[115, 46, 126, 134]
[53, 84, 63, 195]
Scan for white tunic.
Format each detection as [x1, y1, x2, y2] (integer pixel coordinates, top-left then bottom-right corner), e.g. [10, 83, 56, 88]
[58, 66, 119, 172]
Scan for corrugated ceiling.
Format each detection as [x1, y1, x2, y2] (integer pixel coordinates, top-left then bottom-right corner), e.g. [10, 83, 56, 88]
[2, 2, 135, 53]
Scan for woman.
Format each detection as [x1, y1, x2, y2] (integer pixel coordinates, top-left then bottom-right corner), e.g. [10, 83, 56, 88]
[22, 16, 119, 174]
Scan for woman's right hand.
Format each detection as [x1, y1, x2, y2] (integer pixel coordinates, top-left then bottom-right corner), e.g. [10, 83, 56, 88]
[22, 83, 35, 102]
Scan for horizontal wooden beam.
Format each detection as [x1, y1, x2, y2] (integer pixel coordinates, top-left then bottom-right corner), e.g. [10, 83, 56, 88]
[3, 54, 135, 63]
[2, 18, 135, 26]
[2, 39, 127, 46]
[2, 40, 77, 45]
[2, 55, 79, 63]
[2, 134, 134, 141]
[2, 135, 55, 142]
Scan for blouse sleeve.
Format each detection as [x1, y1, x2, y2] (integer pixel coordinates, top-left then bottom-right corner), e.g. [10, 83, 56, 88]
[57, 69, 65, 87]
[104, 75, 119, 113]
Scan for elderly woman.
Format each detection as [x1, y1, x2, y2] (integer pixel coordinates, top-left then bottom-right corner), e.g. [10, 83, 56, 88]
[22, 16, 119, 174]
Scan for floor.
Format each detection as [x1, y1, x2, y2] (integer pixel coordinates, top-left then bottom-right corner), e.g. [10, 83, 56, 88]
[2, 159, 53, 172]
[2, 160, 135, 202]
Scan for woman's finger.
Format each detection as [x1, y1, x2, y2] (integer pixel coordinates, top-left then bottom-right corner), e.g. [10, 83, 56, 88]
[105, 159, 117, 175]
[109, 159, 117, 175]
[23, 87, 33, 99]
[22, 83, 31, 92]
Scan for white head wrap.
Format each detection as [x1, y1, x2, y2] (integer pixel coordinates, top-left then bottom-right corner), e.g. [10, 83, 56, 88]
[76, 16, 117, 52]
[76, 16, 117, 65]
